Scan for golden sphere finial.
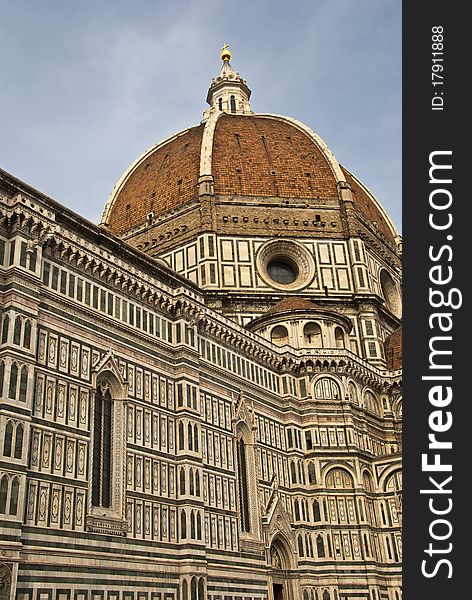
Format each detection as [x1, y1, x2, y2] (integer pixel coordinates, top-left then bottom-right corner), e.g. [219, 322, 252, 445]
[220, 43, 232, 62]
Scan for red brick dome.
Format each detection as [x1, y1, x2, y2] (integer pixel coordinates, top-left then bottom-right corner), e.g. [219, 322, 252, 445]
[102, 112, 398, 246]
[384, 325, 402, 370]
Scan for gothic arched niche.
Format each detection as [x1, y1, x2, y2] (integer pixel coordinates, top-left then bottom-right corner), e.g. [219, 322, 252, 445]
[235, 416, 261, 543]
[88, 358, 128, 535]
[269, 534, 296, 571]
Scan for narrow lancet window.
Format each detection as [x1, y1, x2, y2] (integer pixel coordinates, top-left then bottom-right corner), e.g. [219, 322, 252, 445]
[92, 381, 112, 508]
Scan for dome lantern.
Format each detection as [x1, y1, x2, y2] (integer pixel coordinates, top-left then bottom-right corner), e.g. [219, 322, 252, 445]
[204, 44, 252, 117]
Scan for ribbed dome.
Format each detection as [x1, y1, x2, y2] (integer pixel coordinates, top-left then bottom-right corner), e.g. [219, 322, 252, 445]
[102, 112, 397, 246]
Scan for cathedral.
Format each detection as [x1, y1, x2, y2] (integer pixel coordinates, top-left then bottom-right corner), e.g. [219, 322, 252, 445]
[0, 47, 402, 600]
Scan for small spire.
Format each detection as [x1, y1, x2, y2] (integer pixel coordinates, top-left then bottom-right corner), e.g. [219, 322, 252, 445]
[220, 43, 232, 63]
[204, 45, 252, 117]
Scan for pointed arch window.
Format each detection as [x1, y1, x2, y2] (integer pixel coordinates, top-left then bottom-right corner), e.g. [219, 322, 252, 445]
[188, 422, 193, 451]
[237, 437, 250, 532]
[23, 320, 32, 348]
[230, 95, 236, 113]
[13, 317, 22, 345]
[197, 577, 205, 600]
[14, 423, 23, 459]
[19, 367, 28, 402]
[317, 534, 325, 558]
[1, 315, 9, 344]
[190, 511, 196, 538]
[197, 512, 202, 539]
[313, 499, 321, 522]
[8, 364, 18, 399]
[3, 421, 13, 456]
[308, 462, 316, 485]
[0, 475, 8, 513]
[92, 381, 112, 508]
[9, 477, 19, 515]
[181, 510, 187, 539]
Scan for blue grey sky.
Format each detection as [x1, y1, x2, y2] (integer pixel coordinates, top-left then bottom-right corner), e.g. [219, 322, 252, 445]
[0, 0, 401, 231]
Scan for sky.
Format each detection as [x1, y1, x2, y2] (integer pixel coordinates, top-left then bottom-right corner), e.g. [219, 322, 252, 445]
[0, 0, 401, 231]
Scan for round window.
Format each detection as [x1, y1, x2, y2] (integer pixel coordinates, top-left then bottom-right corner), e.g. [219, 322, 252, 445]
[257, 240, 316, 291]
[267, 259, 298, 285]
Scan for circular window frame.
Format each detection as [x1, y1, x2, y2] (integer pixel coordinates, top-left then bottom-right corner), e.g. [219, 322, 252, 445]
[257, 240, 316, 291]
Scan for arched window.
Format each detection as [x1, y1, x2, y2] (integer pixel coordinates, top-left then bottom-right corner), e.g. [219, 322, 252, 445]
[290, 461, 297, 484]
[19, 367, 28, 402]
[323, 593, 330, 600]
[179, 422, 185, 450]
[188, 423, 193, 451]
[14, 423, 23, 459]
[363, 533, 370, 556]
[385, 470, 402, 492]
[218, 97, 223, 111]
[298, 535, 304, 556]
[307, 534, 313, 557]
[9, 477, 19, 515]
[197, 513, 202, 540]
[8, 364, 18, 399]
[197, 577, 205, 600]
[3, 421, 13, 456]
[363, 471, 374, 493]
[334, 327, 344, 349]
[1, 315, 9, 344]
[0, 360, 4, 393]
[189, 468, 194, 495]
[190, 510, 196, 538]
[191, 577, 197, 600]
[326, 534, 332, 557]
[180, 468, 186, 495]
[195, 471, 201, 496]
[13, 317, 22, 345]
[182, 579, 188, 600]
[92, 382, 112, 508]
[294, 499, 300, 521]
[314, 378, 341, 400]
[348, 382, 359, 405]
[230, 95, 236, 113]
[303, 590, 309, 600]
[308, 462, 316, 485]
[364, 391, 380, 416]
[271, 325, 289, 346]
[317, 534, 325, 558]
[313, 499, 321, 522]
[23, 320, 32, 348]
[326, 468, 354, 489]
[237, 437, 250, 532]
[180, 510, 187, 539]
[304, 322, 322, 347]
[193, 424, 199, 452]
[0, 475, 8, 513]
